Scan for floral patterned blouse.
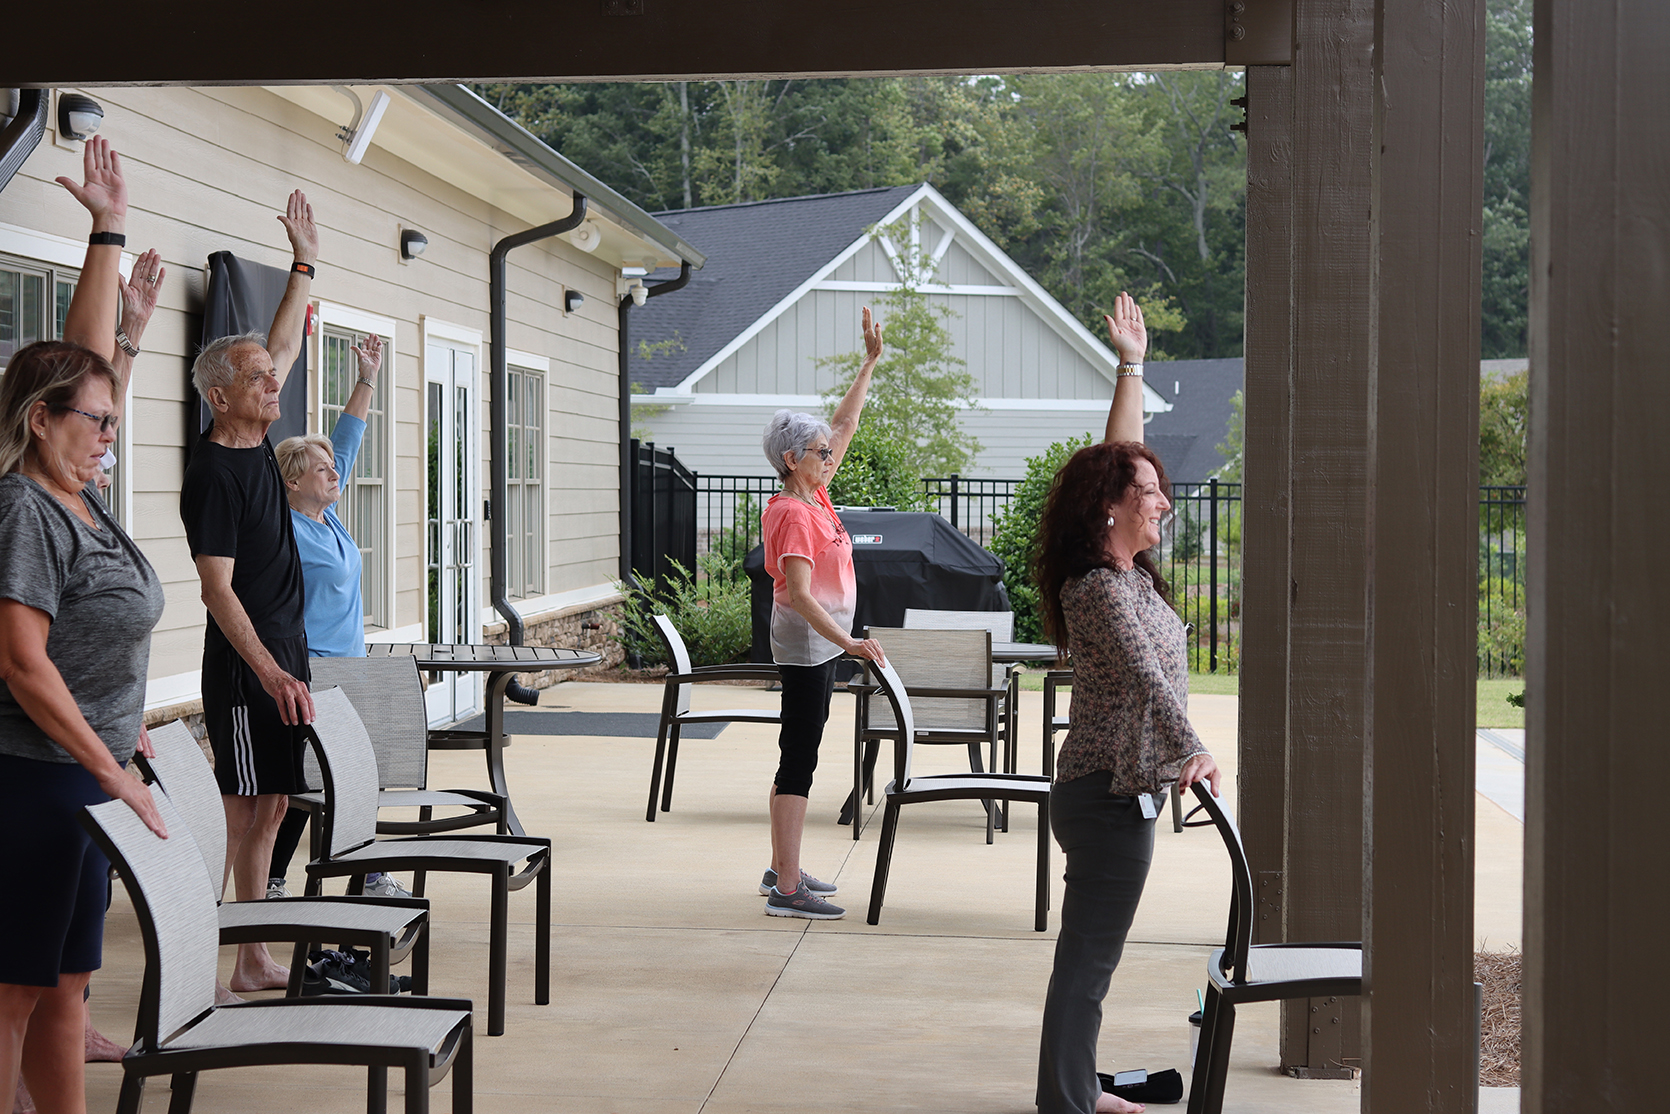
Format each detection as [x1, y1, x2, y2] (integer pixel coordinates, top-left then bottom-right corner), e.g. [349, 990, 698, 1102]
[1054, 565, 1208, 793]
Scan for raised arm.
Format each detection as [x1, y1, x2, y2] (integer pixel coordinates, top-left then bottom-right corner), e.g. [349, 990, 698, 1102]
[57, 137, 128, 360]
[343, 333, 382, 422]
[1102, 291, 1148, 445]
[827, 305, 884, 467]
[265, 190, 319, 386]
[109, 250, 166, 402]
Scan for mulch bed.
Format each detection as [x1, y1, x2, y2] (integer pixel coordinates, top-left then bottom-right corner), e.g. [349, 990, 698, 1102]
[1476, 950, 1521, 1086]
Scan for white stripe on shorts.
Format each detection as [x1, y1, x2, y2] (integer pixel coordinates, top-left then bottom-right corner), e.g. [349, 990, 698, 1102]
[232, 704, 256, 796]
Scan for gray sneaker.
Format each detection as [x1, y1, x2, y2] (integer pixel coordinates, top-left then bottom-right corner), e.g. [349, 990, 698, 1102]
[765, 881, 846, 920]
[760, 868, 838, 896]
[361, 873, 414, 899]
[266, 877, 289, 900]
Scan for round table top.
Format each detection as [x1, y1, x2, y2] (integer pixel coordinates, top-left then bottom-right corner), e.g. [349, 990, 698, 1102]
[368, 643, 602, 671]
[990, 641, 1064, 663]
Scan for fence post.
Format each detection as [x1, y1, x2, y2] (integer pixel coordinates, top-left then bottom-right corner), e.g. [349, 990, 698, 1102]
[1209, 478, 1220, 673]
[950, 474, 960, 529]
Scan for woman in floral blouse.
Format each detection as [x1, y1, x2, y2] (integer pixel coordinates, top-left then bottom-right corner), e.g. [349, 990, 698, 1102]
[1032, 293, 1222, 1114]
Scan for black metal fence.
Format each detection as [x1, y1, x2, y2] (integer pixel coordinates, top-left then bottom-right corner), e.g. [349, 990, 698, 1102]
[1160, 480, 1242, 674]
[1478, 485, 1527, 678]
[921, 475, 1023, 547]
[629, 440, 695, 589]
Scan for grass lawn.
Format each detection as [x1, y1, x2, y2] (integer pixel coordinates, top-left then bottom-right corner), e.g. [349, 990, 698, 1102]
[1016, 668, 1238, 695]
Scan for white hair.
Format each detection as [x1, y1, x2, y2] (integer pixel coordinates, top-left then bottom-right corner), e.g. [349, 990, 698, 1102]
[761, 409, 832, 478]
[191, 331, 268, 398]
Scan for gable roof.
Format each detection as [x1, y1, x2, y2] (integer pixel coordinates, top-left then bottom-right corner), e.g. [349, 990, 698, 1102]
[1142, 358, 1244, 483]
[628, 185, 920, 391]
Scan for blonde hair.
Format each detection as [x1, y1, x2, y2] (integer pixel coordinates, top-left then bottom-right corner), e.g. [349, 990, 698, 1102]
[0, 341, 120, 476]
[275, 433, 334, 485]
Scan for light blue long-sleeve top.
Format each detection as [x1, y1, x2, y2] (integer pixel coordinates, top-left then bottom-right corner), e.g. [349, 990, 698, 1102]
[292, 413, 366, 658]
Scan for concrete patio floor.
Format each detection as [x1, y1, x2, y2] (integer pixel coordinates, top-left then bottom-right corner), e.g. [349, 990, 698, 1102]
[88, 680, 1523, 1112]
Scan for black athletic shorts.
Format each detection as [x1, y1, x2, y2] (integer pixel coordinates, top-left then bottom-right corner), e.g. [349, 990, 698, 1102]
[201, 632, 312, 796]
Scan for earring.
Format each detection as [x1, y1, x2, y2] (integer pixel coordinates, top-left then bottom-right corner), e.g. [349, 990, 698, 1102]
[1107, 516, 1116, 526]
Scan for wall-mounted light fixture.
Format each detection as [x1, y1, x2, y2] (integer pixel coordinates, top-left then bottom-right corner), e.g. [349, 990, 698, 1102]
[400, 229, 428, 260]
[564, 289, 585, 314]
[567, 222, 602, 253]
[57, 92, 103, 141]
[619, 266, 649, 307]
[334, 87, 391, 165]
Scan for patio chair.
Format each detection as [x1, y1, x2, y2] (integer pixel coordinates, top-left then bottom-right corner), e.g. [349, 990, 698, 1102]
[848, 626, 1008, 842]
[644, 613, 783, 822]
[1043, 669, 1184, 832]
[135, 720, 431, 999]
[860, 658, 1052, 930]
[304, 687, 552, 1037]
[1183, 781, 1362, 1114]
[903, 607, 1021, 820]
[80, 789, 473, 1114]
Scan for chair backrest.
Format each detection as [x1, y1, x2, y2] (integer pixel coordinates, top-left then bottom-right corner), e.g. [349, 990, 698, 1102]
[653, 614, 696, 716]
[306, 686, 384, 857]
[862, 626, 992, 733]
[1188, 781, 1254, 978]
[138, 720, 228, 890]
[309, 655, 431, 789]
[870, 658, 921, 787]
[81, 790, 219, 1049]
[903, 608, 1015, 642]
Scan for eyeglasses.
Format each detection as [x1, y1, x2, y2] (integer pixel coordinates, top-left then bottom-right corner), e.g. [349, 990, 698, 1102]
[805, 446, 834, 462]
[58, 405, 119, 433]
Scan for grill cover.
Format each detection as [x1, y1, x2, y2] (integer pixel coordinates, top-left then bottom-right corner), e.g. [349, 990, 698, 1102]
[743, 510, 1009, 665]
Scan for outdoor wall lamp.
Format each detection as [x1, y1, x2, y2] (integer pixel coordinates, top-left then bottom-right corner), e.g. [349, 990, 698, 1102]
[564, 289, 585, 313]
[629, 280, 648, 307]
[400, 229, 429, 260]
[57, 93, 103, 141]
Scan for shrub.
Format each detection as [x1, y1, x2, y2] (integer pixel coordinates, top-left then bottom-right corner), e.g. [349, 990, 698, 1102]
[615, 554, 753, 667]
[827, 421, 933, 510]
[987, 434, 1094, 643]
[1477, 575, 1525, 677]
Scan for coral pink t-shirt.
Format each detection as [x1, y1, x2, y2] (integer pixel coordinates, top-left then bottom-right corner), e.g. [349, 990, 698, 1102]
[761, 487, 856, 666]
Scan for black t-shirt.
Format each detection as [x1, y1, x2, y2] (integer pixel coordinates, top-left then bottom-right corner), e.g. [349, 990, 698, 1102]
[179, 429, 306, 646]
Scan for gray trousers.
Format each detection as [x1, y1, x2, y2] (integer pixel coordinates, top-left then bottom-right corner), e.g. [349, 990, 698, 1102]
[1036, 771, 1158, 1114]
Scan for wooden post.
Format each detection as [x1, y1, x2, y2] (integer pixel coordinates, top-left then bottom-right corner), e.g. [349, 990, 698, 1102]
[1524, 2, 1670, 1110]
[1361, 0, 1484, 1110]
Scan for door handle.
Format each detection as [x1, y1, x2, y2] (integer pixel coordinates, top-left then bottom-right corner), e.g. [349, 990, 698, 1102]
[459, 520, 474, 569]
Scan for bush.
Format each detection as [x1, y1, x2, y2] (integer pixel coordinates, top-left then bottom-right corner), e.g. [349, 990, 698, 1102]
[615, 554, 753, 667]
[987, 434, 1093, 643]
[827, 421, 933, 510]
[1478, 575, 1525, 677]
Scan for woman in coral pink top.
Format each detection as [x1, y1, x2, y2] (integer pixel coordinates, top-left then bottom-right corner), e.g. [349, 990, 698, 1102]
[757, 307, 888, 920]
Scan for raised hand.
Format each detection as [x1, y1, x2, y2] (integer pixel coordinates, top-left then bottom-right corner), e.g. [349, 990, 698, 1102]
[117, 249, 166, 343]
[277, 189, 319, 265]
[1103, 290, 1147, 365]
[54, 135, 127, 233]
[861, 305, 885, 364]
[349, 332, 383, 381]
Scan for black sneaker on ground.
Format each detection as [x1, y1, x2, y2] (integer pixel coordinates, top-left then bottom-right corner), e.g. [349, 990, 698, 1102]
[764, 881, 846, 920]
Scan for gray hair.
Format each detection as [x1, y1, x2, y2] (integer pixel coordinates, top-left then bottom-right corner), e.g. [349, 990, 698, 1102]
[191, 331, 268, 398]
[762, 409, 832, 478]
[274, 433, 334, 486]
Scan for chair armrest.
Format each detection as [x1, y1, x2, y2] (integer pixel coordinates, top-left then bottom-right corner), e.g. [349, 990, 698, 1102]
[844, 681, 879, 696]
[664, 666, 783, 685]
[1043, 669, 1074, 685]
[686, 663, 780, 680]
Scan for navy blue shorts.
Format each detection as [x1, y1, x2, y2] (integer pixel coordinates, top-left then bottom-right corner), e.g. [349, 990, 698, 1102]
[0, 753, 113, 986]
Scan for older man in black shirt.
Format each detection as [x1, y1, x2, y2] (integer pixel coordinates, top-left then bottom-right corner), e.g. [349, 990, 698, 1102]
[179, 190, 318, 993]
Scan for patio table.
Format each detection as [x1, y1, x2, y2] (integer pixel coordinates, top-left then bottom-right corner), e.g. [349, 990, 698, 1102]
[367, 643, 600, 836]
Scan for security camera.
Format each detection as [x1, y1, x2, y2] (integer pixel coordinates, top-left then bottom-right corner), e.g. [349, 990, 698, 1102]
[630, 282, 648, 307]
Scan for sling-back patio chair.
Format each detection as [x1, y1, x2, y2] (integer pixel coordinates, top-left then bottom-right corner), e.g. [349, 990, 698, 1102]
[860, 658, 1053, 930]
[80, 789, 473, 1114]
[136, 720, 431, 998]
[849, 626, 1008, 842]
[644, 613, 782, 822]
[1184, 781, 1362, 1114]
[304, 687, 552, 1037]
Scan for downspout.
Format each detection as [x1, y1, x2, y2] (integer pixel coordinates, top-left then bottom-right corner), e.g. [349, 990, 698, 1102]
[0, 90, 49, 196]
[619, 261, 693, 586]
[489, 193, 587, 648]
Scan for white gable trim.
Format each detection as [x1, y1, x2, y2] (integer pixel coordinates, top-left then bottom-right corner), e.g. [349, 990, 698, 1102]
[665, 184, 1169, 414]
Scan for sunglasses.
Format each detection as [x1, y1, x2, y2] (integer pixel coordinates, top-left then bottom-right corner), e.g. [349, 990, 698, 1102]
[58, 405, 119, 433]
[805, 446, 834, 462]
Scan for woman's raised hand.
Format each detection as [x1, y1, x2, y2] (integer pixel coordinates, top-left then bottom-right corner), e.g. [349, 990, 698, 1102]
[117, 250, 166, 339]
[861, 305, 884, 364]
[1103, 291, 1147, 365]
[55, 136, 127, 234]
[350, 332, 383, 379]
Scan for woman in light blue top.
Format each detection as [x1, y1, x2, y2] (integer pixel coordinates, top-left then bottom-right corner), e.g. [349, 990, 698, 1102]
[271, 334, 409, 897]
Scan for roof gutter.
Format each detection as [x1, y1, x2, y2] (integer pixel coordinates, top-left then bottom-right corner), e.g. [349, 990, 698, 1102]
[619, 261, 693, 585]
[0, 90, 49, 196]
[409, 84, 706, 271]
[490, 194, 588, 646]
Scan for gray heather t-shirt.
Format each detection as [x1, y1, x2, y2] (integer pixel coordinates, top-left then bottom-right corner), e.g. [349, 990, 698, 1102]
[0, 472, 164, 765]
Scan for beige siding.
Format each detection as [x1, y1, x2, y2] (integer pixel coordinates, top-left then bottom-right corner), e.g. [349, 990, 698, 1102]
[0, 86, 625, 691]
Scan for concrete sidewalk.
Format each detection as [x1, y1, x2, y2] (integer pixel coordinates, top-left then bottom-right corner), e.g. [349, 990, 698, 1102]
[86, 682, 1521, 1112]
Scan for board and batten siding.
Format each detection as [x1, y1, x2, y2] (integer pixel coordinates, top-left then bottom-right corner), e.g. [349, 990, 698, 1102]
[0, 85, 625, 708]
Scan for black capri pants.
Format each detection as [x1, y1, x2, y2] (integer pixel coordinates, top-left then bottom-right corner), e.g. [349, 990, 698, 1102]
[773, 658, 838, 798]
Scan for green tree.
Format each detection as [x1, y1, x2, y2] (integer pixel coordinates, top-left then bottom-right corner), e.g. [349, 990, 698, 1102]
[1213, 389, 1245, 481]
[1481, 0, 1533, 359]
[988, 435, 1093, 643]
[1479, 367, 1528, 487]
[826, 422, 933, 511]
[816, 219, 982, 478]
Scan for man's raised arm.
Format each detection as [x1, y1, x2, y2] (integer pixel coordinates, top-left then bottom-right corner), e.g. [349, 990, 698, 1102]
[266, 190, 319, 387]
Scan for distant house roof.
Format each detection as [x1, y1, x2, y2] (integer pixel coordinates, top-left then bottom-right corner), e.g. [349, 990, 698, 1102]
[1142, 358, 1244, 483]
[627, 185, 920, 391]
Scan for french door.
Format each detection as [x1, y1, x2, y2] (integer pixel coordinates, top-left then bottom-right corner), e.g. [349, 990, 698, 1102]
[424, 336, 483, 726]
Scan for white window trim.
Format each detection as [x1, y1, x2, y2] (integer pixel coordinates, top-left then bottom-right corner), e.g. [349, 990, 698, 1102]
[505, 347, 548, 600]
[314, 301, 399, 633]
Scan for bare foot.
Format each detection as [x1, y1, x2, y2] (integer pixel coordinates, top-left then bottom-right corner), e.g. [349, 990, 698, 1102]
[13, 1078, 36, 1114]
[84, 1020, 125, 1062]
[229, 943, 290, 992]
[215, 982, 245, 1006]
[1095, 1092, 1145, 1114]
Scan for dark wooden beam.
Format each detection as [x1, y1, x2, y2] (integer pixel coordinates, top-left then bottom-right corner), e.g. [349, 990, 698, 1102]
[12, 1, 1228, 86]
[1360, 0, 1483, 1108]
[1524, 2, 1670, 1110]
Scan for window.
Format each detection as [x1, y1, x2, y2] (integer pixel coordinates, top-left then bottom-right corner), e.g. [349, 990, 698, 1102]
[505, 363, 545, 598]
[320, 326, 390, 629]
